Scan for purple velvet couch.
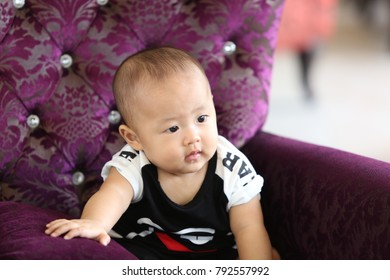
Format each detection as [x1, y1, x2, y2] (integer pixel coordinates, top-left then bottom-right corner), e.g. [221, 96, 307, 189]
[1, 0, 389, 260]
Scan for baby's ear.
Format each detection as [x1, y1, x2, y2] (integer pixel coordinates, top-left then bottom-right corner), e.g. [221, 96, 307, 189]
[119, 124, 143, 151]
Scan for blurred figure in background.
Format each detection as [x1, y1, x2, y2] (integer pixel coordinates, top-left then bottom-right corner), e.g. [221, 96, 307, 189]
[277, 0, 339, 100]
[352, 0, 390, 47]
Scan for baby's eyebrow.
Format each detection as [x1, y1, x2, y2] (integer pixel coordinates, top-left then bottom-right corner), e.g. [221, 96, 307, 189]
[160, 116, 177, 123]
[192, 104, 207, 112]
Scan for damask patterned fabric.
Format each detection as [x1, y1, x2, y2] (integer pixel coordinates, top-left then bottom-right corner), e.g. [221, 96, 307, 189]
[0, 0, 284, 216]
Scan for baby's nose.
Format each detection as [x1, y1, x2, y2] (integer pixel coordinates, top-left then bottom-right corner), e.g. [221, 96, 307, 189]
[184, 126, 201, 145]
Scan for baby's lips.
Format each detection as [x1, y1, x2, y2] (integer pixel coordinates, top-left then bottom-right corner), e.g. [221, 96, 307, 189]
[185, 150, 201, 161]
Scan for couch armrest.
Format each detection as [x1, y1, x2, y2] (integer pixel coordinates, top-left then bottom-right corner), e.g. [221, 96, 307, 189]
[242, 132, 390, 259]
[0, 201, 137, 260]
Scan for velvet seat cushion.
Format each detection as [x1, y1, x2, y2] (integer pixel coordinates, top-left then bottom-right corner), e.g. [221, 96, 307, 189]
[0, 201, 137, 260]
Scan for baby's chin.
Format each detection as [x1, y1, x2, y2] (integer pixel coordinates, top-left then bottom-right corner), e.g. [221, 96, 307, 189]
[168, 161, 209, 176]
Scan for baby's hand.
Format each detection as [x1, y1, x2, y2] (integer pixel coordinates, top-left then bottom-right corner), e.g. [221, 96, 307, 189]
[45, 219, 111, 246]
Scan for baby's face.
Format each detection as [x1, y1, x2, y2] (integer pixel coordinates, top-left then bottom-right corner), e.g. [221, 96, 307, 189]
[130, 66, 218, 177]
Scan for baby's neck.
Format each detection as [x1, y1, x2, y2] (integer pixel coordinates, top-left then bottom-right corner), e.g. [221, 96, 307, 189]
[157, 163, 208, 206]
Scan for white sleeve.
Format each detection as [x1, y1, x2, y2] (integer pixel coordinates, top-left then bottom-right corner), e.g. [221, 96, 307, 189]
[101, 145, 147, 202]
[216, 136, 264, 210]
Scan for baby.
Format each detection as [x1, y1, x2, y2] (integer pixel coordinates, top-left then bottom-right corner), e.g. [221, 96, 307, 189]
[46, 47, 274, 260]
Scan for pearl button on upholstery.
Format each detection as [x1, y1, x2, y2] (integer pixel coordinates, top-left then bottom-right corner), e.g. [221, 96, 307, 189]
[222, 41, 237, 55]
[97, 0, 109, 6]
[13, 0, 25, 9]
[108, 110, 121, 125]
[72, 171, 85, 186]
[27, 114, 40, 129]
[266, 0, 277, 6]
[60, 54, 73, 68]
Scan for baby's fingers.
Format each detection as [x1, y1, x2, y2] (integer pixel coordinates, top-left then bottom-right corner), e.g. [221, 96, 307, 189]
[45, 219, 80, 238]
[45, 218, 67, 229]
[45, 219, 66, 235]
[63, 227, 83, 240]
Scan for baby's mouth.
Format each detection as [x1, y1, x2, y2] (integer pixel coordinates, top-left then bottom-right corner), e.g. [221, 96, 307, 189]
[185, 150, 201, 162]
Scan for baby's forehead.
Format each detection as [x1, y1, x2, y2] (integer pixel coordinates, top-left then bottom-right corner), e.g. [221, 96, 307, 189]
[121, 60, 210, 107]
[143, 63, 206, 86]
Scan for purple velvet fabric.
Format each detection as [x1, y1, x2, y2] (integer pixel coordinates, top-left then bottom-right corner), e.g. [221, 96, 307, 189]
[0, 0, 284, 217]
[242, 132, 390, 259]
[0, 201, 137, 259]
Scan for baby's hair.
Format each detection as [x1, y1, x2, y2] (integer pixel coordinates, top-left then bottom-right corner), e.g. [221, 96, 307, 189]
[112, 46, 206, 126]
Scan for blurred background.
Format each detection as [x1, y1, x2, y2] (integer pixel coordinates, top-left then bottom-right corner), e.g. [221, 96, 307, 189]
[265, 0, 390, 163]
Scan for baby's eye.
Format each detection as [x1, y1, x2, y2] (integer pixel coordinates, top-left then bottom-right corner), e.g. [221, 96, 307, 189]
[197, 115, 208, 123]
[166, 126, 179, 133]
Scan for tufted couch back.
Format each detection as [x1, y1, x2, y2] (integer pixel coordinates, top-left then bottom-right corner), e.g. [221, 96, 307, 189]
[0, 0, 284, 217]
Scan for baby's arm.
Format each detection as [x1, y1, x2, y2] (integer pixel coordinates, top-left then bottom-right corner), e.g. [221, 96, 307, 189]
[45, 168, 133, 245]
[229, 197, 272, 259]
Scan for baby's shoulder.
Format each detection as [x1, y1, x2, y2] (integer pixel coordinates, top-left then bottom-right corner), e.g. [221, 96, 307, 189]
[216, 136, 254, 178]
